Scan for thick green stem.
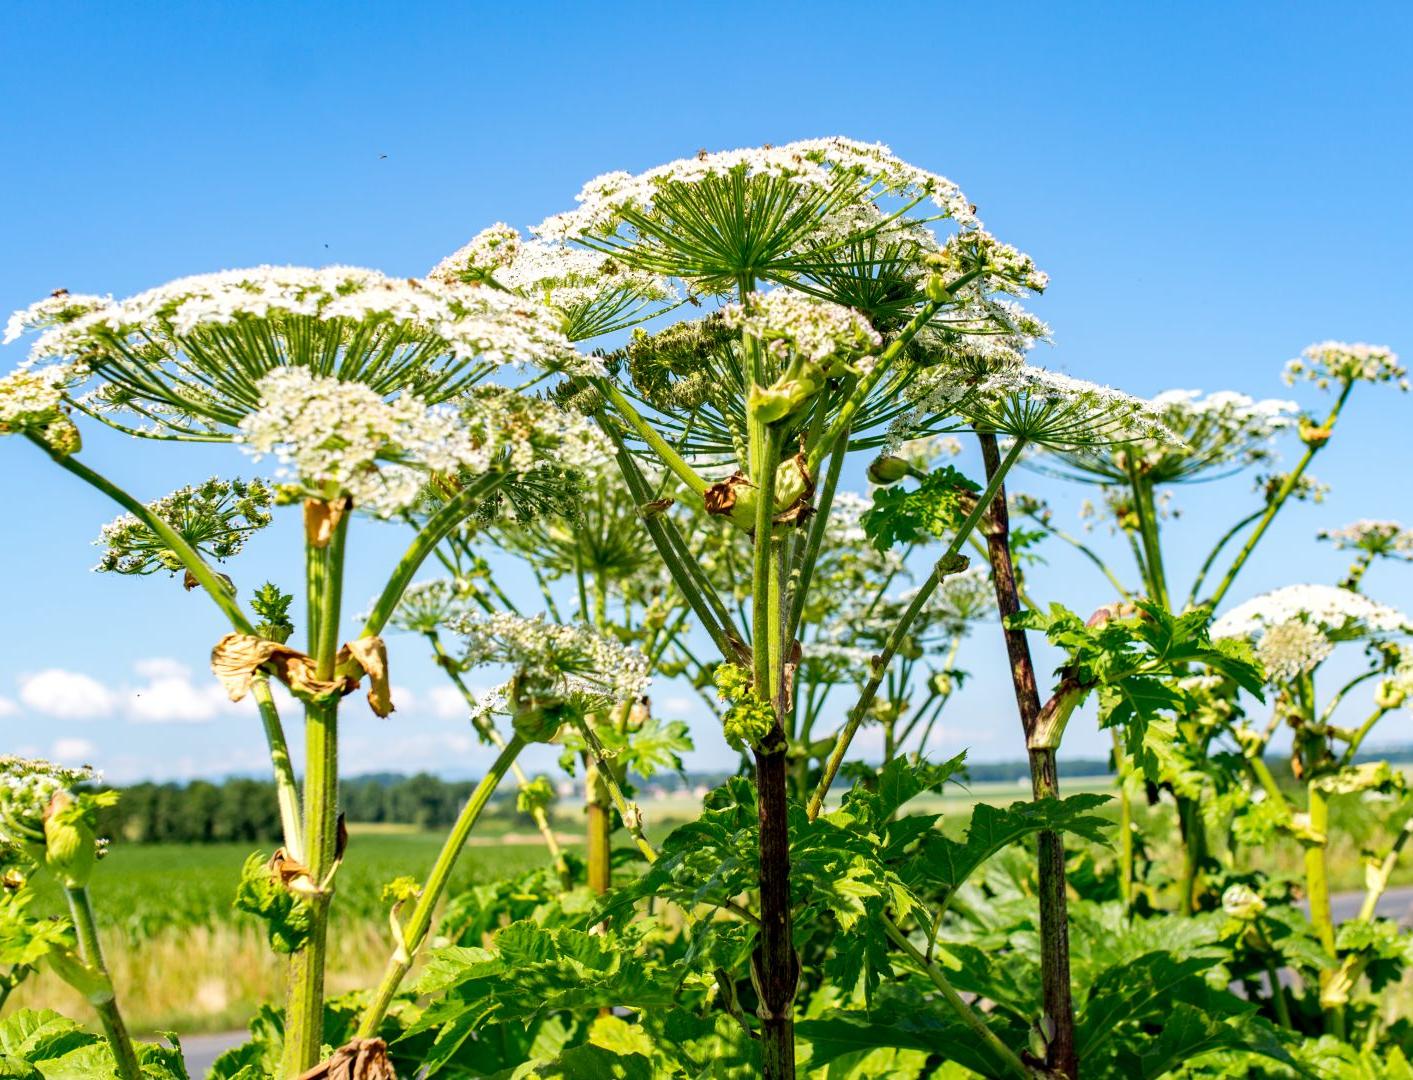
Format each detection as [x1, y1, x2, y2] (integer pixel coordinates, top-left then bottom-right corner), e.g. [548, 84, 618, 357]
[1177, 796, 1209, 916]
[805, 438, 1025, 821]
[253, 676, 305, 862]
[64, 886, 142, 1080]
[882, 917, 1031, 1080]
[1127, 469, 1169, 609]
[358, 735, 527, 1037]
[585, 748, 614, 896]
[1304, 785, 1339, 1017]
[282, 514, 349, 1077]
[978, 432, 1077, 1079]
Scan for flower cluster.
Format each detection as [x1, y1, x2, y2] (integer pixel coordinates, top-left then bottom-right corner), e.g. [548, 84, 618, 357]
[1046, 388, 1297, 486]
[3, 290, 110, 345]
[944, 364, 1177, 450]
[1213, 584, 1411, 683]
[430, 224, 676, 339]
[1318, 520, 1413, 559]
[1283, 341, 1407, 391]
[452, 613, 651, 739]
[237, 369, 492, 515]
[236, 370, 607, 516]
[536, 136, 979, 241]
[931, 229, 1049, 295]
[0, 364, 71, 432]
[95, 477, 274, 575]
[9, 267, 587, 436]
[386, 577, 485, 635]
[0, 756, 97, 845]
[722, 290, 880, 367]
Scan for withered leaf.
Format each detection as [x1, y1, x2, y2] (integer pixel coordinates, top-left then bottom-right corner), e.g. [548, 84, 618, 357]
[304, 497, 352, 549]
[210, 634, 352, 704]
[342, 636, 394, 717]
[296, 1037, 396, 1080]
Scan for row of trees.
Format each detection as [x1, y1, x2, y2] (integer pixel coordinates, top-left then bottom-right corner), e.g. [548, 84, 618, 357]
[92, 774, 522, 843]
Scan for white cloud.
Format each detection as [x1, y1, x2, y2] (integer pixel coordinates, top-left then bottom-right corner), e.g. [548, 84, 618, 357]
[133, 657, 194, 680]
[50, 737, 98, 764]
[125, 673, 231, 723]
[390, 685, 416, 714]
[661, 695, 698, 716]
[19, 669, 116, 719]
[0, 696, 17, 717]
[427, 685, 469, 720]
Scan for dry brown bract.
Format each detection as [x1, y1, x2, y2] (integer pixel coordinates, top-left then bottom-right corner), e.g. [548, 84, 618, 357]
[210, 633, 395, 717]
[296, 1037, 396, 1080]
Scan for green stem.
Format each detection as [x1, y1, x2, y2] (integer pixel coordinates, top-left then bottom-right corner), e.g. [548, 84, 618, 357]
[881, 917, 1031, 1080]
[64, 886, 142, 1080]
[1208, 381, 1354, 609]
[427, 632, 568, 880]
[805, 438, 1025, 821]
[33, 437, 304, 859]
[253, 676, 304, 862]
[1185, 506, 1266, 609]
[282, 512, 349, 1077]
[1127, 468, 1169, 609]
[357, 734, 527, 1037]
[360, 472, 506, 639]
[1112, 729, 1134, 913]
[784, 428, 849, 646]
[596, 379, 708, 496]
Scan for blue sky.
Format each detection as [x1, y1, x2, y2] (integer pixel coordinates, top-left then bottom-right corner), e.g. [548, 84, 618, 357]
[1, 2, 1410, 783]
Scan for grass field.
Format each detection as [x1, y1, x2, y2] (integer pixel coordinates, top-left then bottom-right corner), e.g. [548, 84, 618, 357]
[10, 776, 1412, 1035]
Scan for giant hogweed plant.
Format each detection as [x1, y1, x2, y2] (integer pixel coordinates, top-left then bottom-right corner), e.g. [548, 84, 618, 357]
[0, 139, 1406, 1080]
[479, 137, 1187, 1079]
[0, 267, 610, 1075]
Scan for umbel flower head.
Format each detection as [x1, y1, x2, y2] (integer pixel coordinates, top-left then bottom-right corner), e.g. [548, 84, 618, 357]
[0, 757, 112, 888]
[0, 363, 82, 455]
[95, 476, 274, 575]
[385, 577, 486, 636]
[1319, 520, 1413, 561]
[450, 613, 651, 742]
[534, 137, 1051, 314]
[1211, 584, 1412, 686]
[1283, 341, 1407, 391]
[1039, 388, 1298, 486]
[429, 223, 678, 342]
[8, 266, 584, 440]
[236, 369, 608, 517]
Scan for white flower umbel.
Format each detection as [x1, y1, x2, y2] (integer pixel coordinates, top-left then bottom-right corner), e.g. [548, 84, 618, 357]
[1043, 388, 1298, 486]
[1212, 584, 1411, 685]
[0, 364, 71, 431]
[1283, 341, 1408, 391]
[721, 290, 881, 368]
[450, 612, 651, 724]
[1319, 520, 1413, 559]
[925, 363, 1177, 450]
[12, 266, 584, 437]
[386, 578, 484, 636]
[3, 290, 111, 346]
[536, 136, 979, 243]
[237, 370, 609, 517]
[430, 225, 677, 342]
[1254, 620, 1334, 683]
[0, 756, 98, 839]
[95, 477, 274, 575]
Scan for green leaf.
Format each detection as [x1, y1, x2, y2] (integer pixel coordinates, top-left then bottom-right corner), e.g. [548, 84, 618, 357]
[860, 467, 980, 552]
[1122, 1004, 1305, 1079]
[487, 1043, 658, 1080]
[910, 794, 1112, 908]
[1076, 951, 1232, 1059]
[0, 1012, 95, 1066]
[798, 1006, 1006, 1078]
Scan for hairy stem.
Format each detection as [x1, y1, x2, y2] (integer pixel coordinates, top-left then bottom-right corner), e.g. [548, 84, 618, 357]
[882, 917, 1031, 1080]
[978, 431, 1077, 1079]
[282, 513, 349, 1077]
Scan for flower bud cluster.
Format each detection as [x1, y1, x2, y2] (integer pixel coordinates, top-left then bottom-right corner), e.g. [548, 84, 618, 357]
[94, 476, 274, 575]
[1283, 341, 1407, 391]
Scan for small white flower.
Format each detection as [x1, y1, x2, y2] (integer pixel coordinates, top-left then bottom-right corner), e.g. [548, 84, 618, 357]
[720, 290, 880, 367]
[1283, 341, 1407, 391]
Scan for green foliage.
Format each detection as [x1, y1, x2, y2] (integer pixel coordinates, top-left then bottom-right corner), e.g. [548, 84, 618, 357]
[248, 582, 294, 644]
[860, 466, 980, 552]
[231, 852, 310, 954]
[712, 665, 775, 752]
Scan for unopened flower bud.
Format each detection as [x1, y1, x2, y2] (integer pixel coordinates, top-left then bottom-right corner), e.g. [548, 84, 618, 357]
[43, 791, 97, 889]
[1298, 418, 1332, 448]
[1375, 679, 1406, 711]
[929, 672, 953, 697]
[923, 274, 952, 304]
[867, 455, 911, 485]
[1221, 883, 1267, 920]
